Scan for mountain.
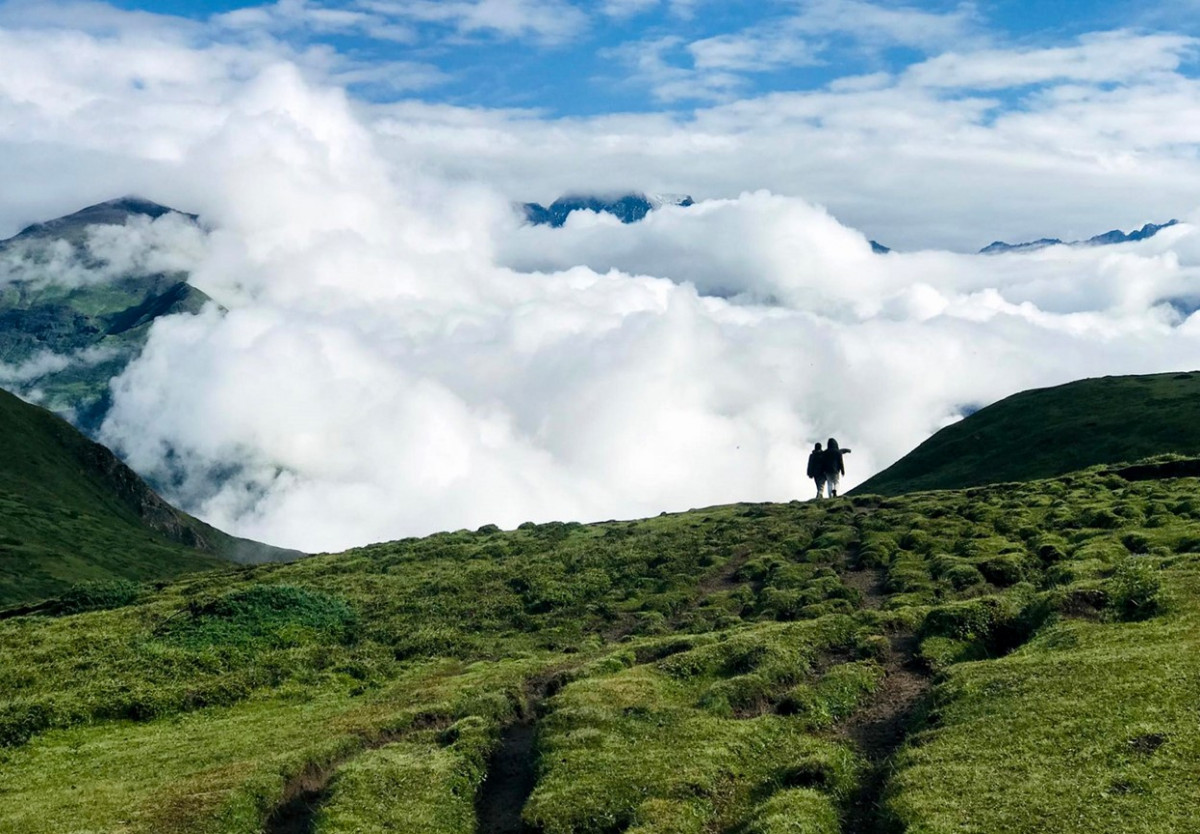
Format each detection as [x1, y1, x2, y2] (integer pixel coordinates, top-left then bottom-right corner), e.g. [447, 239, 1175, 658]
[10, 196, 192, 241]
[980, 219, 1179, 254]
[0, 197, 212, 433]
[522, 192, 695, 227]
[1, 448, 1197, 833]
[0, 386, 302, 608]
[854, 371, 1200, 496]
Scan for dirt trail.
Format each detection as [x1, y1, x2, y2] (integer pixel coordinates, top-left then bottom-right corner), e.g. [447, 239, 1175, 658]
[697, 544, 755, 596]
[475, 722, 538, 834]
[474, 671, 567, 834]
[837, 563, 933, 834]
[839, 563, 885, 610]
[262, 763, 331, 834]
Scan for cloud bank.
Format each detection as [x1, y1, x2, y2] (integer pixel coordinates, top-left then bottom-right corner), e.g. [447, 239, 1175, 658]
[1, 4, 1200, 551]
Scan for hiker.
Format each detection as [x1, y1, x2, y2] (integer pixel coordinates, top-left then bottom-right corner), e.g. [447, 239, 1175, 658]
[823, 438, 851, 497]
[807, 442, 826, 498]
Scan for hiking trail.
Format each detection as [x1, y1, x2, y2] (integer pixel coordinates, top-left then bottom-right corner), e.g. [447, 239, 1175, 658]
[838, 560, 933, 834]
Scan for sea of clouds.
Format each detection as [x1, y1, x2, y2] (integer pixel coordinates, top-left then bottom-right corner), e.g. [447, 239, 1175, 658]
[2, 4, 1200, 551]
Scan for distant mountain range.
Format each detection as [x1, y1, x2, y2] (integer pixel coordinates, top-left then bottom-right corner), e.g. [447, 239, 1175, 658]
[977, 220, 1180, 254]
[520, 193, 1181, 257]
[522, 193, 694, 227]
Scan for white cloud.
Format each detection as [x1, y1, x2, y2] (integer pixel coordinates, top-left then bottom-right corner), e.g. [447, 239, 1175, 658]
[601, 0, 660, 19]
[688, 31, 821, 73]
[904, 31, 1197, 89]
[3, 10, 1200, 553]
[353, 0, 588, 44]
[217, 0, 589, 46]
[788, 0, 980, 50]
[0, 213, 208, 288]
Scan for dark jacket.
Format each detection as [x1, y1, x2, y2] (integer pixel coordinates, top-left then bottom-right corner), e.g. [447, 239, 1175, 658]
[822, 445, 848, 477]
[807, 449, 823, 479]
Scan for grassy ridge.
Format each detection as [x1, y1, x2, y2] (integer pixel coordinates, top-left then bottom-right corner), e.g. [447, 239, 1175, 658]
[0, 386, 233, 606]
[0, 387, 305, 607]
[856, 372, 1200, 495]
[1, 465, 1198, 833]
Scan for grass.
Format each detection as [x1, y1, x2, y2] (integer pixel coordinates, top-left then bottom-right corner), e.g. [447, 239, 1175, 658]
[0, 386, 301, 607]
[888, 572, 1200, 833]
[856, 371, 1200, 495]
[2, 462, 1200, 832]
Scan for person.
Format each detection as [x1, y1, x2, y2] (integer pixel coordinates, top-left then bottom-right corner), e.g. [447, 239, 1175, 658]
[806, 442, 826, 498]
[822, 438, 851, 497]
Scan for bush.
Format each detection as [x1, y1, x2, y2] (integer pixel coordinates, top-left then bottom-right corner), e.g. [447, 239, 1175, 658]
[0, 699, 60, 747]
[1121, 532, 1152, 555]
[1107, 559, 1165, 622]
[944, 564, 986, 591]
[699, 674, 773, 715]
[51, 579, 141, 615]
[977, 555, 1026, 587]
[160, 584, 359, 649]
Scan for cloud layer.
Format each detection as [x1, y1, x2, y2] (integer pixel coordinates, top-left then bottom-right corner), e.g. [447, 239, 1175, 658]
[1, 4, 1200, 552]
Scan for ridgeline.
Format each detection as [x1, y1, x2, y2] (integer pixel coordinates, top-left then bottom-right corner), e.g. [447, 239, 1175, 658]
[855, 371, 1200, 496]
[0, 386, 300, 608]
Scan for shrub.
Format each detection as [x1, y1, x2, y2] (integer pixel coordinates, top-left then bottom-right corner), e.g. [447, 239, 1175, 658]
[51, 579, 141, 615]
[160, 584, 359, 649]
[0, 699, 60, 747]
[944, 564, 986, 591]
[699, 674, 773, 716]
[1107, 559, 1165, 622]
[977, 555, 1026, 587]
[1121, 532, 1152, 555]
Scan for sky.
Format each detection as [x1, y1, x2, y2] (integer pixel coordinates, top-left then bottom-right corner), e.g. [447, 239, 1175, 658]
[2, 1, 1200, 550]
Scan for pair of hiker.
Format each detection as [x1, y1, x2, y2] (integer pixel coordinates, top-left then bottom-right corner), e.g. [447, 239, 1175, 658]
[807, 438, 850, 498]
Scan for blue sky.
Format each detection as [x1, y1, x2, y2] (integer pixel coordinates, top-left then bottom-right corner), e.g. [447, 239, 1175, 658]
[95, 0, 1197, 115]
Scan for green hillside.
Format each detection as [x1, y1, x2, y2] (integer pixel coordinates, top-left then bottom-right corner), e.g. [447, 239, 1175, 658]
[2, 460, 1199, 833]
[0, 387, 299, 607]
[855, 371, 1200, 496]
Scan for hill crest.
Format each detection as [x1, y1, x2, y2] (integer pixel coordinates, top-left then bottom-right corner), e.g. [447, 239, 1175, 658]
[854, 371, 1200, 495]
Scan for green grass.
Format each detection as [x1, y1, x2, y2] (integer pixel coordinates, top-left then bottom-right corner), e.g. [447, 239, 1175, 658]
[2, 464, 1200, 832]
[0, 387, 301, 607]
[888, 571, 1200, 833]
[856, 371, 1200, 495]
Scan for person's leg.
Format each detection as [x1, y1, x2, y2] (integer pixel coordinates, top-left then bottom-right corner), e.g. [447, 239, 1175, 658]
[827, 473, 840, 497]
[814, 477, 826, 498]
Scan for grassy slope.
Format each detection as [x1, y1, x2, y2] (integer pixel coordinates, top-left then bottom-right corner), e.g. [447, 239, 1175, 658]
[1, 466, 1199, 833]
[0, 386, 235, 606]
[855, 371, 1200, 495]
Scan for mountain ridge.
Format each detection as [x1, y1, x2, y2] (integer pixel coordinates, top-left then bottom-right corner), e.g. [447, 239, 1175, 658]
[979, 219, 1179, 254]
[521, 192, 695, 227]
[0, 196, 212, 433]
[853, 370, 1200, 496]
[0, 384, 303, 606]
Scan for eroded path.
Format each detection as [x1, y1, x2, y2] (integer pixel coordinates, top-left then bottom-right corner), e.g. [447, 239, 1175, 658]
[838, 563, 933, 833]
[475, 722, 538, 834]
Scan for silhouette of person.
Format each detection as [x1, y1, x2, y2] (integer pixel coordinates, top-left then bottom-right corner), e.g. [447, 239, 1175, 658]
[823, 438, 851, 497]
[807, 442, 826, 498]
